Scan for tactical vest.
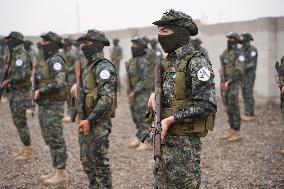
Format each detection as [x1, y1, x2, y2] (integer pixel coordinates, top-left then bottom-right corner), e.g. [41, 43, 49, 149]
[161, 52, 215, 137]
[82, 58, 117, 118]
[38, 54, 67, 101]
[127, 57, 152, 91]
[10, 51, 32, 89]
[222, 49, 238, 79]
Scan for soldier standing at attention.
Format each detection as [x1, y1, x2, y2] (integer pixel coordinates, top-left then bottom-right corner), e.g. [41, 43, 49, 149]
[126, 37, 152, 151]
[191, 37, 210, 61]
[35, 31, 68, 185]
[220, 32, 244, 142]
[74, 29, 117, 189]
[2, 31, 33, 161]
[148, 9, 217, 188]
[110, 38, 122, 92]
[239, 32, 258, 121]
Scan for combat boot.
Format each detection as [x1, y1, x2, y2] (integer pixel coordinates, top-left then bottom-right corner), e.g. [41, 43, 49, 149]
[15, 146, 33, 161]
[241, 115, 256, 122]
[136, 141, 152, 151]
[63, 115, 71, 122]
[226, 131, 241, 142]
[43, 169, 68, 185]
[221, 129, 233, 139]
[40, 169, 55, 181]
[128, 138, 140, 149]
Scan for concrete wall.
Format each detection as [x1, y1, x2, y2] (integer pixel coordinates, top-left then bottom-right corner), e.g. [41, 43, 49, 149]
[27, 16, 284, 101]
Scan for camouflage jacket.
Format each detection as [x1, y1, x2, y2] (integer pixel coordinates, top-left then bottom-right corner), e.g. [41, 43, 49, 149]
[83, 52, 117, 122]
[220, 47, 244, 83]
[197, 46, 210, 61]
[36, 52, 66, 98]
[239, 43, 257, 72]
[7, 44, 31, 91]
[162, 42, 217, 122]
[126, 54, 151, 95]
[110, 45, 123, 62]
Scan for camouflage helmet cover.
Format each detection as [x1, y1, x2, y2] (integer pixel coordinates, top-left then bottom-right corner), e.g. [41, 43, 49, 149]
[241, 32, 254, 41]
[40, 31, 63, 47]
[77, 29, 110, 46]
[5, 31, 24, 42]
[226, 32, 241, 42]
[152, 9, 198, 36]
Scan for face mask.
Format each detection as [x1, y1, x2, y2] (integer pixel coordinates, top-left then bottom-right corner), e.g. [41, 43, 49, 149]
[192, 41, 199, 49]
[158, 28, 190, 53]
[41, 43, 59, 57]
[81, 42, 103, 60]
[6, 40, 21, 51]
[131, 46, 146, 57]
[227, 40, 237, 50]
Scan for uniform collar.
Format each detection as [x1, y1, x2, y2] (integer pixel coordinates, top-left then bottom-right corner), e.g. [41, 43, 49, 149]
[11, 44, 24, 53]
[87, 51, 104, 64]
[166, 42, 195, 60]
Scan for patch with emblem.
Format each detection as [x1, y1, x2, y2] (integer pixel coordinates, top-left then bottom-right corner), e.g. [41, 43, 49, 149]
[197, 67, 211, 81]
[15, 59, 23, 67]
[156, 51, 162, 56]
[238, 55, 245, 62]
[100, 70, 111, 79]
[53, 62, 62, 71]
[250, 51, 256, 57]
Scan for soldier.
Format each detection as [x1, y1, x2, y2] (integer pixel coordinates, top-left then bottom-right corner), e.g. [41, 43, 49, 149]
[0, 38, 9, 103]
[220, 32, 244, 142]
[277, 56, 284, 155]
[74, 29, 117, 189]
[239, 32, 258, 121]
[148, 9, 217, 188]
[36, 41, 43, 61]
[126, 37, 152, 151]
[35, 31, 68, 185]
[62, 37, 77, 122]
[110, 38, 123, 92]
[191, 37, 210, 60]
[1, 31, 33, 160]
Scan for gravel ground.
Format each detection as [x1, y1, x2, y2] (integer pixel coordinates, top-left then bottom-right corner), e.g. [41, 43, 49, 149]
[0, 95, 283, 189]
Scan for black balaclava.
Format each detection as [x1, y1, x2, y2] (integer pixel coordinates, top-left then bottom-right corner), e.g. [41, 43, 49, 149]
[81, 41, 104, 61]
[6, 39, 22, 51]
[41, 42, 60, 58]
[158, 25, 191, 53]
[227, 38, 238, 50]
[191, 40, 200, 49]
[131, 42, 146, 57]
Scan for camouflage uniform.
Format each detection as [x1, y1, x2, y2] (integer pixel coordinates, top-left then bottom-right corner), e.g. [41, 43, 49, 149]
[64, 39, 78, 116]
[110, 39, 122, 92]
[153, 10, 217, 188]
[280, 56, 284, 117]
[220, 32, 244, 131]
[4, 32, 32, 146]
[0, 38, 6, 79]
[77, 29, 117, 189]
[36, 32, 67, 170]
[127, 37, 152, 140]
[191, 37, 210, 61]
[239, 33, 257, 117]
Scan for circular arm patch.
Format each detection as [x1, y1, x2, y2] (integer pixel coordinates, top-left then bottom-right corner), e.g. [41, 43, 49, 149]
[100, 70, 111, 79]
[197, 67, 211, 81]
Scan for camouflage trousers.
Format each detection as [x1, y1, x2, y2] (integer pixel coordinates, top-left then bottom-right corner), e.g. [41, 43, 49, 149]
[281, 94, 284, 119]
[224, 82, 241, 131]
[38, 100, 67, 170]
[114, 63, 120, 92]
[67, 74, 76, 116]
[241, 70, 256, 116]
[79, 120, 112, 189]
[129, 93, 150, 140]
[9, 89, 31, 146]
[157, 135, 202, 189]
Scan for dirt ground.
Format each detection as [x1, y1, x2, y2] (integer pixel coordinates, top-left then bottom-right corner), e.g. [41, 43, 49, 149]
[0, 95, 283, 189]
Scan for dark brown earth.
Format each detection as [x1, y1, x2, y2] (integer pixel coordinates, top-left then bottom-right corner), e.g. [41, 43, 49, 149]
[0, 95, 283, 189]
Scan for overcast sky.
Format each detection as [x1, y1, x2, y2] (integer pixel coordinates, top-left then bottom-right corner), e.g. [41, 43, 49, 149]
[0, 0, 284, 36]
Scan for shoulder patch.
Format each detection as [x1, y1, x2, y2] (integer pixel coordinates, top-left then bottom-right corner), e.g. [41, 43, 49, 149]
[53, 62, 63, 71]
[250, 51, 256, 57]
[99, 70, 111, 79]
[156, 51, 162, 56]
[15, 59, 23, 67]
[197, 67, 211, 81]
[238, 55, 245, 62]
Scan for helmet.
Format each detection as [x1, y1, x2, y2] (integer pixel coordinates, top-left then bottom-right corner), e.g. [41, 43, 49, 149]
[240, 32, 253, 42]
[226, 32, 241, 42]
[77, 29, 110, 46]
[40, 31, 63, 47]
[153, 9, 198, 36]
[5, 31, 24, 42]
[131, 37, 147, 48]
